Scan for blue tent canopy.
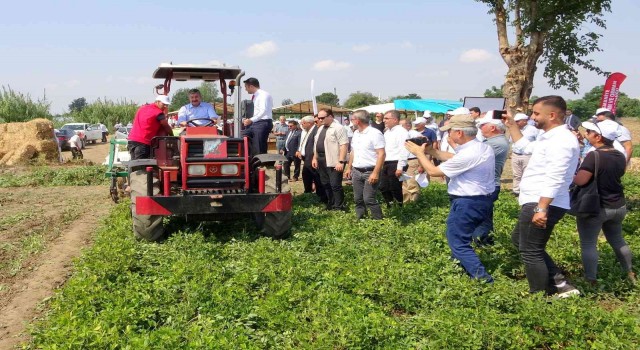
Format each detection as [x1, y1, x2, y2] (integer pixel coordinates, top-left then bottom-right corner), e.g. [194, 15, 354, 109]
[394, 99, 462, 113]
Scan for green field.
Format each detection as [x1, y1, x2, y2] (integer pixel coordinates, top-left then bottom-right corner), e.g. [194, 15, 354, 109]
[27, 178, 640, 349]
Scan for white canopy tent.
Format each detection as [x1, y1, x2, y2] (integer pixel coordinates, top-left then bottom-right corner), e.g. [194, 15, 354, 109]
[358, 103, 396, 114]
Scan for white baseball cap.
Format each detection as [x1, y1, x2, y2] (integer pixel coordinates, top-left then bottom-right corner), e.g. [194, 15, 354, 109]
[451, 107, 470, 115]
[595, 107, 611, 115]
[514, 113, 529, 121]
[412, 117, 427, 125]
[156, 95, 172, 105]
[581, 120, 620, 141]
[475, 110, 504, 126]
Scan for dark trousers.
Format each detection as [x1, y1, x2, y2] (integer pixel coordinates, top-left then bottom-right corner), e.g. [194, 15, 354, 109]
[71, 147, 83, 160]
[352, 168, 383, 219]
[317, 157, 345, 210]
[242, 119, 273, 155]
[128, 141, 151, 160]
[472, 186, 500, 240]
[379, 161, 405, 205]
[511, 203, 567, 294]
[284, 155, 301, 180]
[302, 163, 328, 203]
[102, 131, 108, 142]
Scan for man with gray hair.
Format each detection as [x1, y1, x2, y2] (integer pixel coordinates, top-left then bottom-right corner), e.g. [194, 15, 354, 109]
[473, 111, 510, 246]
[405, 114, 495, 282]
[296, 115, 327, 203]
[380, 110, 409, 206]
[344, 110, 386, 219]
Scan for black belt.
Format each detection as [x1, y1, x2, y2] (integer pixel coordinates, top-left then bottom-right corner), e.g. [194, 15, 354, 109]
[384, 160, 398, 164]
[354, 166, 375, 172]
[449, 194, 492, 201]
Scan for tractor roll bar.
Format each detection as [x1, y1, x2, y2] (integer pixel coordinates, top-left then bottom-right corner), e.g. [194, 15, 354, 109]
[233, 70, 245, 138]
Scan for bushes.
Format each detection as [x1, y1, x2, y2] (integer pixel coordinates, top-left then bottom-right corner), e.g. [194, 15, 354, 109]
[27, 178, 640, 349]
[0, 86, 51, 123]
[0, 165, 108, 187]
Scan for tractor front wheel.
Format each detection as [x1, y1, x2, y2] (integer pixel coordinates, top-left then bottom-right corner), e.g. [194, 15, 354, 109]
[129, 169, 165, 242]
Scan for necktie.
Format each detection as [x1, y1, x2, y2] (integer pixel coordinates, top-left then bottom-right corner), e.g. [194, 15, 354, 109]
[300, 130, 310, 156]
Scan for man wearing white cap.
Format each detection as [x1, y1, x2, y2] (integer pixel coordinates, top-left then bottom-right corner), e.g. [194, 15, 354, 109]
[511, 113, 538, 196]
[473, 111, 510, 245]
[128, 95, 174, 160]
[595, 110, 632, 162]
[413, 117, 438, 147]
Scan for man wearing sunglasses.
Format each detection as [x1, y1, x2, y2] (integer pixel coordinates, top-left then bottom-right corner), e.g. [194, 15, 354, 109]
[312, 109, 349, 211]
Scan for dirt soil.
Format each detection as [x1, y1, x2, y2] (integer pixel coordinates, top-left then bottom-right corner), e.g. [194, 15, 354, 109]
[0, 142, 112, 349]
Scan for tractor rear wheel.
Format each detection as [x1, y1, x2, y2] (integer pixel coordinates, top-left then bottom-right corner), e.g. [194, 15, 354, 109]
[129, 169, 165, 242]
[254, 167, 292, 239]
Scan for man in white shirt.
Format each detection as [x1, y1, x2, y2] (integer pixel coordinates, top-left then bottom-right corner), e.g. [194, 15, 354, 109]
[296, 115, 327, 203]
[380, 110, 409, 206]
[69, 134, 83, 159]
[505, 95, 581, 297]
[178, 89, 220, 127]
[242, 77, 273, 154]
[344, 110, 386, 219]
[511, 113, 538, 196]
[400, 119, 423, 203]
[405, 114, 495, 282]
[99, 122, 109, 142]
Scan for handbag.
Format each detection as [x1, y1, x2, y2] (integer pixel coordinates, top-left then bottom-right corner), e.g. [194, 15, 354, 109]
[568, 150, 600, 216]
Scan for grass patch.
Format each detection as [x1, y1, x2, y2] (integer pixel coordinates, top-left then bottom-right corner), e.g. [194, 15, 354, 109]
[0, 165, 108, 187]
[27, 177, 640, 349]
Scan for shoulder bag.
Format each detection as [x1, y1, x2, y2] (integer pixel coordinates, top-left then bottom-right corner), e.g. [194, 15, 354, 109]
[568, 150, 600, 216]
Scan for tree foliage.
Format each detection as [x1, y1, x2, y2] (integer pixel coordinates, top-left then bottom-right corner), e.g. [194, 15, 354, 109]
[483, 86, 504, 98]
[316, 92, 340, 106]
[281, 98, 294, 106]
[343, 91, 379, 109]
[477, 0, 611, 112]
[0, 86, 51, 123]
[68, 97, 87, 113]
[567, 85, 640, 119]
[169, 82, 221, 111]
[388, 93, 422, 102]
[70, 98, 139, 128]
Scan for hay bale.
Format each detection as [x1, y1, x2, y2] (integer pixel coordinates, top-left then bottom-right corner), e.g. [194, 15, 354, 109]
[0, 119, 59, 166]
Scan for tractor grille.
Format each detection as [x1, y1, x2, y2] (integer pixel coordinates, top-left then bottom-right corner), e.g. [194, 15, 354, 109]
[186, 138, 244, 161]
[183, 188, 247, 195]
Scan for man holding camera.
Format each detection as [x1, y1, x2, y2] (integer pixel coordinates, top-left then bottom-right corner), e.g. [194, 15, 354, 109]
[406, 114, 495, 282]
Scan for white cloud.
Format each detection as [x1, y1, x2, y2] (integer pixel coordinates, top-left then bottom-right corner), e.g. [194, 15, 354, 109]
[243, 41, 278, 57]
[352, 44, 372, 53]
[64, 80, 80, 88]
[459, 49, 493, 63]
[312, 60, 352, 71]
[400, 40, 414, 49]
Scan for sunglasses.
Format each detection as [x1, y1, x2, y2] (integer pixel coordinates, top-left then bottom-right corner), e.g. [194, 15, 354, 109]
[318, 117, 326, 120]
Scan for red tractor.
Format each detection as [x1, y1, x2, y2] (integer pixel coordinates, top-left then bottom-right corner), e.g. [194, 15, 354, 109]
[125, 63, 291, 241]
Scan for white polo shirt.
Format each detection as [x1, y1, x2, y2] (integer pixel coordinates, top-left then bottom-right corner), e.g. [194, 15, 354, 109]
[438, 139, 495, 196]
[351, 126, 385, 168]
[384, 125, 409, 170]
[514, 124, 580, 209]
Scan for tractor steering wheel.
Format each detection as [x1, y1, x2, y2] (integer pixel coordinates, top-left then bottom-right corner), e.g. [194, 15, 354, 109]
[186, 118, 216, 127]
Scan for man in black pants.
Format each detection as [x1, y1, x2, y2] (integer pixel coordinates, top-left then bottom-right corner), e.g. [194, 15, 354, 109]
[242, 77, 273, 155]
[379, 110, 409, 206]
[296, 115, 327, 203]
[283, 120, 301, 181]
[312, 109, 349, 210]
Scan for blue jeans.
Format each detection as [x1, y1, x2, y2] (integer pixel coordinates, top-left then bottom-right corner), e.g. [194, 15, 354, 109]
[472, 186, 500, 240]
[446, 195, 494, 282]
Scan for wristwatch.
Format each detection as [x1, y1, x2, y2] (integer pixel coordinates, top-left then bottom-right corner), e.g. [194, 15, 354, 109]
[533, 206, 548, 213]
[340, 161, 347, 164]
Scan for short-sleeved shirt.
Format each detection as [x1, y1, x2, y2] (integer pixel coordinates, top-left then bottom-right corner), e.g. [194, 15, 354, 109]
[352, 126, 385, 168]
[314, 121, 349, 167]
[177, 102, 219, 125]
[617, 124, 631, 143]
[274, 122, 288, 140]
[438, 139, 495, 196]
[579, 148, 626, 208]
[484, 134, 510, 187]
[420, 128, 437, 143]
[128, 103, 166, 145]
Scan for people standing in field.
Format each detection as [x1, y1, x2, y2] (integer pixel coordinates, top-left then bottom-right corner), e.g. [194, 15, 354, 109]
[371, 112, 385, 133]
[573, 120, 635, 285]
[177, 88, 219, 127]
[380, 110, 409, 206]
[69, 133, 83, 160]
[312, 108, 349, 211]
[283, 120, 301, 182]
[344, 110, 386, 220]
[400, 119, 423, 203]
[273, 116, 289, 154]
[127, 95, 174, 160]
[511, 113, 538, 196]
[406, 114, 496, 282]
[595, 109, 632, 162]
[242, 77, 273, 155]
[504, 95, 581, 298]
[297, 115, 328, 204]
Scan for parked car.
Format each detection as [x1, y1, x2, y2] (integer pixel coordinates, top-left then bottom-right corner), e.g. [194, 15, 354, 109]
[114, 126, 133, 140]
[61, 123, 102, 144]
[54, 128, 80, 150]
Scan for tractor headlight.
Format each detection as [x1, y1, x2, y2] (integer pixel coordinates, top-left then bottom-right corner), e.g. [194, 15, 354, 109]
[220, 164, 238, 175]
[188, 165, 206, 176]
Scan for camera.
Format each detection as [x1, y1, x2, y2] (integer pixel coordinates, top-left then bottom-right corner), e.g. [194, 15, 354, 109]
[407, 137, 431, 146]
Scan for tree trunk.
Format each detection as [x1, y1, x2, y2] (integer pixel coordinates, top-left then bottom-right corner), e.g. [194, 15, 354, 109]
[502, 47, 540, 114]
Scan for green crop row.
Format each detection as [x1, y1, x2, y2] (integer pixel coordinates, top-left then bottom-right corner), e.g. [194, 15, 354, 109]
[0, 165, 108, 187]
[27, 177, 640, 349]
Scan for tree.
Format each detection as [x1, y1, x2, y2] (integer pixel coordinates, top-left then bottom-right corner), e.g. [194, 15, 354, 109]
[69, 97, 87, 113]
[567, 85, 640, 119]
[483, 86, 504, 98]
[0, 86, 51, 123]
[316, 92, 340, 106]
[388, 93, 422, 101]
[169, 82, 220, 111]
[343, 91, 379, 109]
[281, 98, 294, 106]
[477, 0, 611, 113]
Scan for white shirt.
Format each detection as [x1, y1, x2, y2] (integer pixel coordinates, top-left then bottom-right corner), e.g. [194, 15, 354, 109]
[406, 129, 421, 159]
[511, 124, 538, 155]
[425, 122, 438, 131]
[439, 131, 456, 154]
[99, 123, 108, 132]
[585, 141, 627, 160]
[69, 134, 81, 148]
[384, 125, 409, 170]
[514, 124, 580, 209]
[298, 126, 315, 157]
[344, 125, 354, 138]
[617, 124, 631, 143]
[439, 140, 495, 196]
[351, 126, 385, 168]
[251, 88, 273, 123]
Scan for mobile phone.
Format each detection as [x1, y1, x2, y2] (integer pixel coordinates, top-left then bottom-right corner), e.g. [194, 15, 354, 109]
[493, 110, 506, 119]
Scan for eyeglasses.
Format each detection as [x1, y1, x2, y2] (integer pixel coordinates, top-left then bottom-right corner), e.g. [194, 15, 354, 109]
[318, 117, 326, 120]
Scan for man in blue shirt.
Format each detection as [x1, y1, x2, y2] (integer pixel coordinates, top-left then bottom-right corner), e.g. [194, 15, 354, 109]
[177, 89, 219, 126]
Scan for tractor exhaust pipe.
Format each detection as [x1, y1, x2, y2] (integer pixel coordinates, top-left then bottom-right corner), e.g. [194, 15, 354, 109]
[275, 164, 282, 193]
[146, 166, 154, 196]
[258, 168, 265, 193]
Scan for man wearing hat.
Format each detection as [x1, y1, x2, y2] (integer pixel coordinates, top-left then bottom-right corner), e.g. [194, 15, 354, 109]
[511, 113, 538, 196]
[405, 114, 495, 282]
[413, 117, 438, 148]
[400, 119, 423, 203]
[242, 77, 273, 154]
[128, 95, 174, 160]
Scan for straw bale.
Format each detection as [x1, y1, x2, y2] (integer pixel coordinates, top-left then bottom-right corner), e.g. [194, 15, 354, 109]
[0, 119, 59, 166]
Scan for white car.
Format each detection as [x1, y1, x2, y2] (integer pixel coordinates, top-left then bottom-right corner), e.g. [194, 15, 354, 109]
[61, 123, 103, 144]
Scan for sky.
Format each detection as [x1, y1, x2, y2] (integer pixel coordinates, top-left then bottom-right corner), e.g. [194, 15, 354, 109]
[1, 0, 638, 115]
